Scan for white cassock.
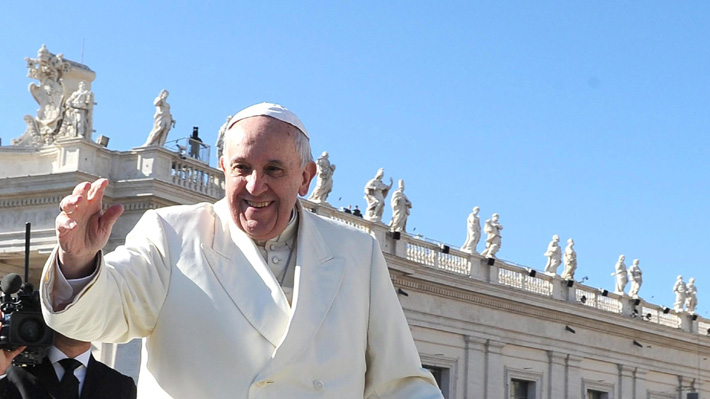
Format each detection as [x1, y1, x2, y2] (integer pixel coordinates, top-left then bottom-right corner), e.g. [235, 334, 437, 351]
[40, 199, 443, 399]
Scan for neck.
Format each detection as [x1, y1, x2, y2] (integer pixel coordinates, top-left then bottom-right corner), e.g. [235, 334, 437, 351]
[54, 333, 91, 358]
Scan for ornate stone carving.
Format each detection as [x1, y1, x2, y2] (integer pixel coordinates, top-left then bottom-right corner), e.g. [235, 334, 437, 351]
[389, 179, 412, 232]
[460, 207, 481, 253]
[612, 254, 628, 295]
[673, 275, 686, 312]
[480, 213, 503, 258]
[11, 45, 96, 147]
[560, 238, 577, 280]
[543, 235, 561, 275]
[627, 259, 643, 299]
[143, 89, 176, 147]
[215, 115, 232, 159]
[363, 168, 393, 223]
[685, 277, 697, 314]
[308, 151, 336, 204]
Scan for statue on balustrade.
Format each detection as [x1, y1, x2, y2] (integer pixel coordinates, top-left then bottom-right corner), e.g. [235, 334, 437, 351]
[673, 275, 686, 312]
[61, 81, 94, 138]
[480, 213, 503, 259]
[308, 151, 336, 204]
[460, 207, 481, 253]
[612, 254, 628, 295]
[685, 277, 697, 314]
[627, 259, 643, 299]
[543, 235, 561, 275]
[560, 238, 577, 280]
[363, 168, 393, 223]
[143, 89, 176, 147]
[389, 179, 412, 233]
[215, 114, 232, 159]
[12, 44, 71, 146]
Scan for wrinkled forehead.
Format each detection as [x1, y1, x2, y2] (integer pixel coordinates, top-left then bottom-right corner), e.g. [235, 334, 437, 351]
[222, 116, 301, 158]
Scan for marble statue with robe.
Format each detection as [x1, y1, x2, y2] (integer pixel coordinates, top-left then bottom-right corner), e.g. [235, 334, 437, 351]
[215, 114, 232, 159]
[543, 235, 561, 275]
[363, 168, 393, 223]
[612, 254, 628, 295]
[460, 207, 481, 253]
[673, 275, 686, 312]
[480, 213, 503, 258]
[308, 151, 336, 204]
[143, 89, 176, 147]
[685, 277, 697, 314]
[560, 238, 577, 280]
[389, 179, 412, 232]
[62, 81, 94, 138]
[627, 259, 643, 299]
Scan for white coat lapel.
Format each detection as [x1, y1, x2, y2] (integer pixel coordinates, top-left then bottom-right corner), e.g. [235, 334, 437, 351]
[200, 200, 291, 347]
[266, 204, 345, 370]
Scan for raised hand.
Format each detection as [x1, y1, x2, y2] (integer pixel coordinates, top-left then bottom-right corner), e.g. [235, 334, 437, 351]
[56, 178, 124, 278]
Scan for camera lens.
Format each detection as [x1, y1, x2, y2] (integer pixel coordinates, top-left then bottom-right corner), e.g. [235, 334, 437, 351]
[18, 318, 45, 343]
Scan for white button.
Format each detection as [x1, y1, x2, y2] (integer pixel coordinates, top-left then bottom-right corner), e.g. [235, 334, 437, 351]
[313, 380, 325, 390]
[269, 244, 277, 251]
[271, 256, 280, 264]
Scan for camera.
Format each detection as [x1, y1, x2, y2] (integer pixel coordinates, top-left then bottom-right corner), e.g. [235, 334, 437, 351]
[0, 222, 53, 366]
[0, 273, 54, 366]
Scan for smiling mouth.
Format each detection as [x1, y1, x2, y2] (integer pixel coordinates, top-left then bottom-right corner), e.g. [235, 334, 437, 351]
[245, 200, 272, 208]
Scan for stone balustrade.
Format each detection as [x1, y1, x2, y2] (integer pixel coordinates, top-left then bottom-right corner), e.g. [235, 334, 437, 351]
[303, 198, 708, 336]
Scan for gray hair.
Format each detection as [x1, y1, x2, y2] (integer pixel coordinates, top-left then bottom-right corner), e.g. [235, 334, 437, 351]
[293, 128, 314, 167]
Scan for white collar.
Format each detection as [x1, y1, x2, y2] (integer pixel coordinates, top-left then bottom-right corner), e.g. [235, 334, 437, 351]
[48, 345, 91, 368]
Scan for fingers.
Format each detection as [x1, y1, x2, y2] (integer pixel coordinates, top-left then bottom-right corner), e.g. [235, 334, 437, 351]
[100, 204, 124, 232]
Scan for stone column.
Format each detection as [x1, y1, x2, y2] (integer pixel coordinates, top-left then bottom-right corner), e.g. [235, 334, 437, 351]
[547, 351, 567, 399]
[484, 259, 499, 284]
[566, 355, 583, 399]
[633, 367, 648, 399]
[551, 277, 564, 301]
[463, 336, 487, 399]
[485, 340, 506, 399]
[618, 364, 634, 399]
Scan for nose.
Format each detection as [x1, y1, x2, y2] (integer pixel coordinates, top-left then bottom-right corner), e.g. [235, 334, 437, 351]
[245, 170, 267, 196]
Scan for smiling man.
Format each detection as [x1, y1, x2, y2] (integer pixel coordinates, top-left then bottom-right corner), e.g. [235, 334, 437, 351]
[38, 103, 444, 399]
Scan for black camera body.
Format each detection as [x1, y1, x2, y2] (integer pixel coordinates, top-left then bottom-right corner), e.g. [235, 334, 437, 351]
[0, 275, 54, 366]
[0, 222, 54, 366]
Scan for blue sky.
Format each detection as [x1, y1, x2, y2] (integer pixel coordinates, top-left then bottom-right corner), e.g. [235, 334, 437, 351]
[1, 2, 709, 316]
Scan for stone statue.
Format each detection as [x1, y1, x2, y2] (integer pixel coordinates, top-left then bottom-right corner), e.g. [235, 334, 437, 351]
[673, 275, 686, 312]
[363, 168, 393, 223]
[215, 114, 232, 159]
[685, 277, 698, 314]
[480, 213, 503, 258]
[612, 254, 628, 295]
[543, 235, 562, 275]
[627, 259, 643, 299]
[61, 81, 94, 138]
[460, 207, 481, 253]
[143, 89, 176, 147]
[389, 179, 412, 232]
[560, 238, 577, 280]
[12, 44, 71, 146]
[308, 151, 336, 204]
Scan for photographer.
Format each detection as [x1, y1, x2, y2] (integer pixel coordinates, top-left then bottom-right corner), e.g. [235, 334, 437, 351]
[0, 331, 136, 399]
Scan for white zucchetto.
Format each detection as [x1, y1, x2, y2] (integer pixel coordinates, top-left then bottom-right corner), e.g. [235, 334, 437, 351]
[227, 102, 309, 138]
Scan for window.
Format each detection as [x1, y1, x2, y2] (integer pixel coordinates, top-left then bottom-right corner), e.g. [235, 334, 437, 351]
[587, 390, 609, 399]
[423, 365, 450, 399]
[510, 378, 535, 399]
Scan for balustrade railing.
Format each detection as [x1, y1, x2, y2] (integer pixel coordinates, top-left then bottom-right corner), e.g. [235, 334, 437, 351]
[171, 159, 224, 198]
[300, 201, 707, 334]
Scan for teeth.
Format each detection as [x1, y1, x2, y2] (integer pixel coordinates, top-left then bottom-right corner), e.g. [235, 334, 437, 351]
[247, 200, 270, 208]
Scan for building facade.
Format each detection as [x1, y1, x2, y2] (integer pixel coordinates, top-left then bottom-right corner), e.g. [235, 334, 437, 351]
[1, 138, 707, 399]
